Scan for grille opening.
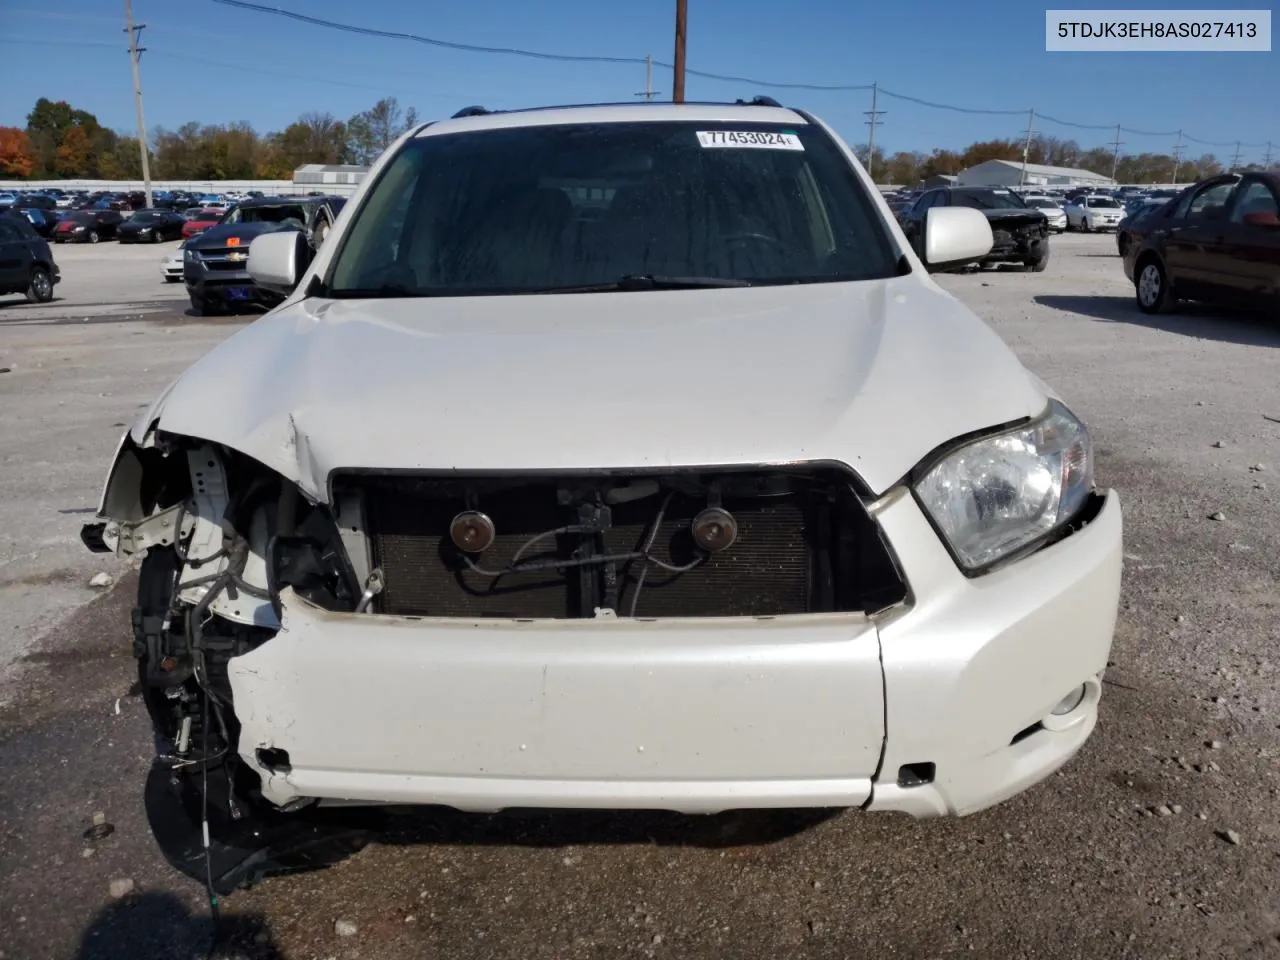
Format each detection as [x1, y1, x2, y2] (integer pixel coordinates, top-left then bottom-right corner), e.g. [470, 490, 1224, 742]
[1010, 721, 1044, 746]
[896, 762, 936, 788]
[337, 467, 906, 620]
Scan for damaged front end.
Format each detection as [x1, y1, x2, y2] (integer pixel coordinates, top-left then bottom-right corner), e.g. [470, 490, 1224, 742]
[86, 428, 906, 890]
[85, 431, 372, 891]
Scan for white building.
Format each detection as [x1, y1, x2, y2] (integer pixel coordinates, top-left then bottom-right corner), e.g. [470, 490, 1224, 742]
[292, 164, 370, 197]
[954, 159, 1114, 188]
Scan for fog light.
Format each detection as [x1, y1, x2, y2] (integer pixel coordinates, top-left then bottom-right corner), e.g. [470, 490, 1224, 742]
[449, 510, 495, 553]
[691, 507, 737, 552]
[1051, 683, 1087, 716]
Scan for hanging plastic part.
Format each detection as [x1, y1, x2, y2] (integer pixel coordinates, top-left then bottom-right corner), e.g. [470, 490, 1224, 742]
[354, 568, 385, 614]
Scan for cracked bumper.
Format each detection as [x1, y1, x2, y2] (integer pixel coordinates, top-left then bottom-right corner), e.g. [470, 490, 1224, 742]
[227, 491, 1121, 818]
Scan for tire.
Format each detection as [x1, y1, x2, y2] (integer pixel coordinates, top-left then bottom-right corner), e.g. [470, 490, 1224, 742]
[189, 293, 221, 316]
[1079, 219, 1090, 233]
[1135, 256, 1175, 314]
[26, 266, 54, 303]
[1025, 247, 1051, 273]
[88, 230, 100, 243]
[1117, 234, 1129, 257]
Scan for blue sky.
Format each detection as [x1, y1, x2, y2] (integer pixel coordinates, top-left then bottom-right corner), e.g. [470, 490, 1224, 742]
[0, 0, 1276, 162]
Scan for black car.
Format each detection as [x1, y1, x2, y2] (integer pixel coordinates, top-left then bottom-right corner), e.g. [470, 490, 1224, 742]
[0, 212, 60, 303]
[53, 210, 124, 243]
[15, 207, 59, 238]
[183, 221, 296, 314]
[117, 209, 186, 243]
[899, 186, 1050, 271]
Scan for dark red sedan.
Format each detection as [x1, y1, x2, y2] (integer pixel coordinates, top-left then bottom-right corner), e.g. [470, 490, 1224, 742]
[1124, 173, 1280, 313]
[181, 208, 225, 240]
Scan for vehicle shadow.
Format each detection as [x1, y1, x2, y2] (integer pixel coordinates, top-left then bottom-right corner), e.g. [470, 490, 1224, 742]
[72, 890, 280, 960]
[1034, 294, 1280, 348]
[371, 803, 842, 850]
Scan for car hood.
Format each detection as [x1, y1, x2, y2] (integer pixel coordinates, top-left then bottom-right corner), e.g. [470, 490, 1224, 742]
[188, 221, 293, 248]
[974, 209, 1047, 226]
[130, 277, 1049, 501]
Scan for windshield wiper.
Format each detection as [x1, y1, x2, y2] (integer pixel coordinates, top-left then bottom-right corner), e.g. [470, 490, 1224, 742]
[533, 274, 752, 294]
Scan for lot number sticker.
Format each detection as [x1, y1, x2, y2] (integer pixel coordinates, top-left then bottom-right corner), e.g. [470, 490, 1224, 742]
[697, 130, 804, 151]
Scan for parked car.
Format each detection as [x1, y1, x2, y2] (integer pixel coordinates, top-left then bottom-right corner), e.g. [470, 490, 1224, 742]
[220, 195, 345, 248]
[181, 208, 226, 240]
[900, 186, 1050, 270]
[182, 220, 298, 314]
[81, 101, 1120, 891]
[1125, 172, 1280, 313]
[1064, 195, 1125, 232]
[0, 211, 60, 302]
[1116, 198, 1175, 256]
[118, 210, 187, 243]
[1022, 195, 1068, 233]
[17, 207, 59, 238]
[161, 238, 187, 282]
[53, 210, 123, 243]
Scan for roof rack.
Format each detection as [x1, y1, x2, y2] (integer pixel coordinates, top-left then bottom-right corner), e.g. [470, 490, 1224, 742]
[451, 105, 492, 119]
[734, 95, 783, 108]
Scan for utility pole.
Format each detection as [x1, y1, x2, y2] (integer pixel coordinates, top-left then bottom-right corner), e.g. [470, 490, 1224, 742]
[1229, 141, 1243, 172]
[1110, 124, 1124, 183]
[124, 0, 152, 208]
[1170, 130, 1184, 185]
[1264, 142, 1274, 170]
[863, 82, 885, 182]
[672, 0, 687, 103]
[634, 55, 660, 102]
[1019, 108, 1036, 186]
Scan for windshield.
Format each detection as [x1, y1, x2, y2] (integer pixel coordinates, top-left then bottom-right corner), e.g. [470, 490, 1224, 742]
[1086, 197, 1121, 208]
[1024, 198, 1058, 209]
[327, 121, 897, 296]
[197, 209, 224, 221]
[223, 203, 308, 227]
[950, 189, 1027, 211]
[130, 212, 162, 223]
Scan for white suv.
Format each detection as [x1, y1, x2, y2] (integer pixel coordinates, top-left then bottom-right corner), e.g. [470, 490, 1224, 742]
[84, 102, 1121, 889]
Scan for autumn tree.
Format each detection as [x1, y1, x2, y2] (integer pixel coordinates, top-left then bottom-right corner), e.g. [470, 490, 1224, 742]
[958, 139, 1022, 167]
[0, 127, 35, 178]
[54, 126, 95, 177]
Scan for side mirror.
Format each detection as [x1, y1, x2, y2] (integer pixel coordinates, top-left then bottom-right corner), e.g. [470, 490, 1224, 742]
[922, 207, 993, 269]
[248, 230, 313, 295]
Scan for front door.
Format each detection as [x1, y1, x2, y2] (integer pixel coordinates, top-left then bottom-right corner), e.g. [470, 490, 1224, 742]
[1214, 178, 1280, 308]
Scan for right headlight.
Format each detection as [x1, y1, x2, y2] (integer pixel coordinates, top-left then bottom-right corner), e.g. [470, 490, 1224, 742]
[914, 400, 1094, 572]
[184, 246, 198, 262]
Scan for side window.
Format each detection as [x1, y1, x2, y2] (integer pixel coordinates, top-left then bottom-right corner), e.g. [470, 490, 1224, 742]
[0, 221, 17, 242]
[1229, 180, 1280, 225]
[1174, 181, 1235, 221]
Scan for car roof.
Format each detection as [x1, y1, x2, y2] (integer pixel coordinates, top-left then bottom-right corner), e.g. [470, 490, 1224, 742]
[414, 101, 808, 139]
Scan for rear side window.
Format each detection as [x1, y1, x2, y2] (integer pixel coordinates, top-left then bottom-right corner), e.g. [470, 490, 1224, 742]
[328, 120, 898, 296]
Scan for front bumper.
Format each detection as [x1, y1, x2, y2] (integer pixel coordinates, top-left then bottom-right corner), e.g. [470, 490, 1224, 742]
[228, 490, 1121, 818]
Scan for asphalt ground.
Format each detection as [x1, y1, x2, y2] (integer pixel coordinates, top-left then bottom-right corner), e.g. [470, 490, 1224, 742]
[1, 232, 1278, 960]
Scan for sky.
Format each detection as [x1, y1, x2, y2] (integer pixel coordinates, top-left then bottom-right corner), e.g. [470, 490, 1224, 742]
[1, 0, 1277, 163]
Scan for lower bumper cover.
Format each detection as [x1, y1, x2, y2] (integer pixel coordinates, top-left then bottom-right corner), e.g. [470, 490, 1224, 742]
[227, 491, 1121, 818]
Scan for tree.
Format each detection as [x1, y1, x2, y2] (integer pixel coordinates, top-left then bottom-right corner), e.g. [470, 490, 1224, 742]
[884, 151, 927, 185]
[26, 98, 101, 177]
[54, 126, 95, 177]
[958, 139, 1022, 168]
[852, 144, 887, 180]
[0, 127, 35, 178]
[346, 97, 418, 164]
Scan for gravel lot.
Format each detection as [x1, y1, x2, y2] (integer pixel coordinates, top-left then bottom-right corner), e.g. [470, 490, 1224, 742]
[1, 232, 1278, 960]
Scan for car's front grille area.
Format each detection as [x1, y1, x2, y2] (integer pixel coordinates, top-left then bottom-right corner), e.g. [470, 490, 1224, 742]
[340, 469, 906, 620]
[196, 249, 249, 271]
